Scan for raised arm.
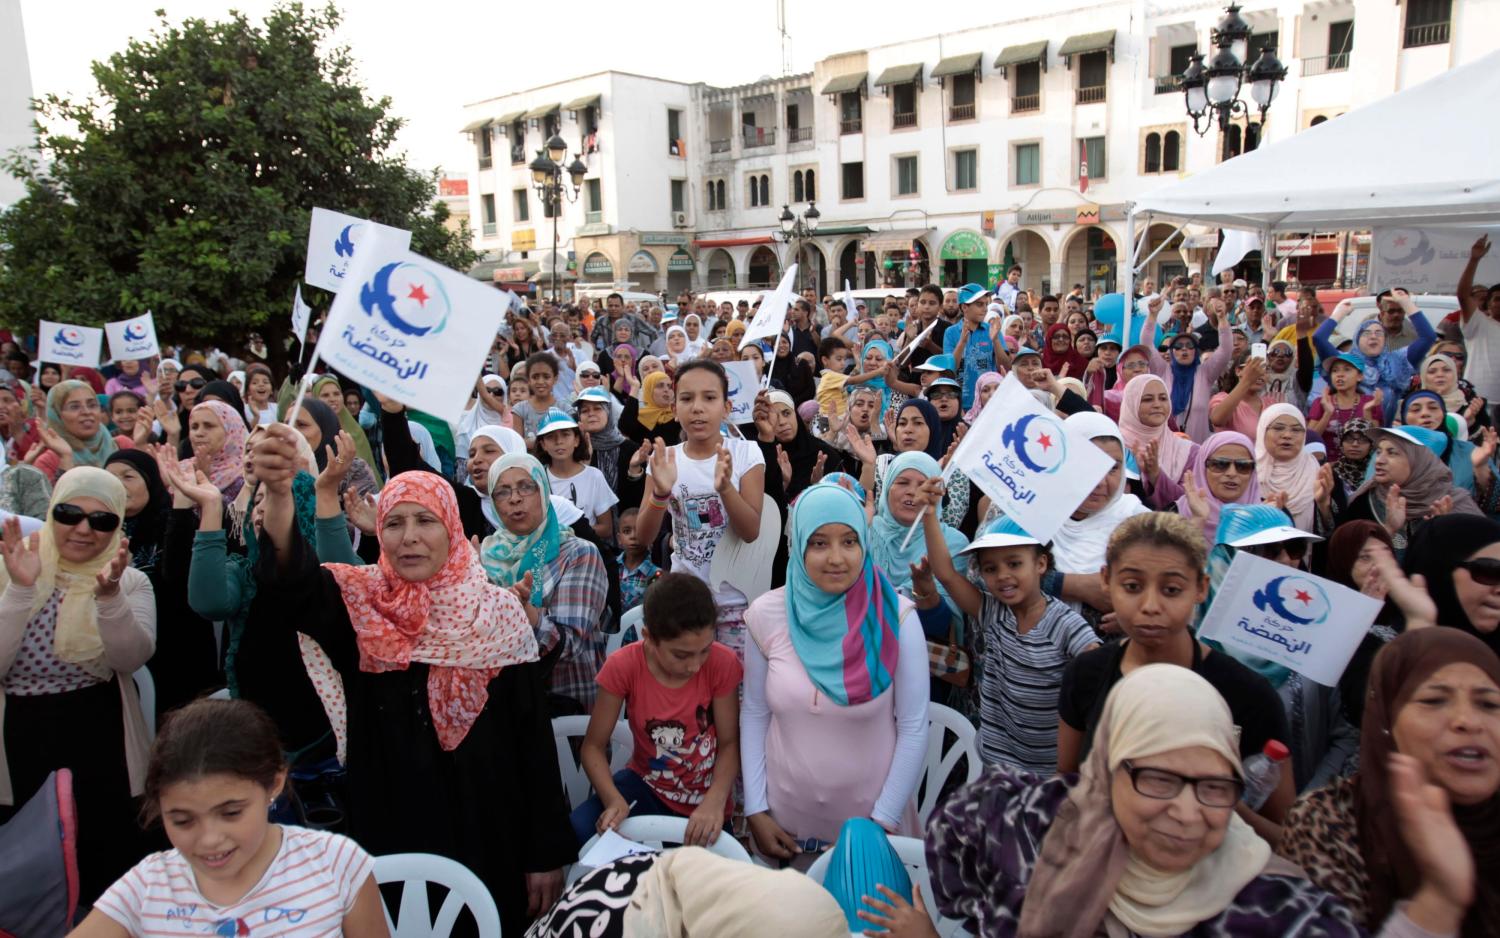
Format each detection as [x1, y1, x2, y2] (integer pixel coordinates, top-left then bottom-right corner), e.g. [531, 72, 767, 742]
[1459, 235, 1490, 323]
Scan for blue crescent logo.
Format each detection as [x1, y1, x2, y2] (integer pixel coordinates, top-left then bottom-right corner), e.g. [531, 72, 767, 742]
[1000, 412, 1067, 474]
[1378, 229, 1436, 267]
[1252, 574, 1331, 625]
[334, 223, 359, 258]
[123, 323, 148, 341]
[54, 328, 82, 347]
[359, 261, 452, 337]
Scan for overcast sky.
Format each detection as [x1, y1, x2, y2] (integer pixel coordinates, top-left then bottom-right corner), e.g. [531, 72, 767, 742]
[17, 0, 1052, 175]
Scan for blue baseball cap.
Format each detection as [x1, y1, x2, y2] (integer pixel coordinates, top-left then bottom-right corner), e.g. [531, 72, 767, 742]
[916, 353, 957, 373]
[1214, 503, 1323, 548]
[925, 377, 961, 392]
[961, 515, 1043, 554]
[1012, 346, 1041, 359]
[536, 409, 579, 436]
[575, 387, 613, 406]
[958, 283, 992, 305]
[1321, 351, 1364, 378]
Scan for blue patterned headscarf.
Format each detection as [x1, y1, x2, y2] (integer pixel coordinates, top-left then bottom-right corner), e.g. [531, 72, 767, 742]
[480, 453, 572, 600]
[861, 338, 895, 415]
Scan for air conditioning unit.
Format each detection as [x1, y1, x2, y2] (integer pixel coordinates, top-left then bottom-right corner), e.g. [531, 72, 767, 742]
[672, 211, 689, 228]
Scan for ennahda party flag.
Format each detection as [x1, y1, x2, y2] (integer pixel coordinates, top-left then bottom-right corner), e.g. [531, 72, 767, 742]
[304, 207, 412, 293]
[104, 312, 160, 361]
[313, 231, 505, 423]
[739, 264, 797, 351]
[37, 320, 104, 368]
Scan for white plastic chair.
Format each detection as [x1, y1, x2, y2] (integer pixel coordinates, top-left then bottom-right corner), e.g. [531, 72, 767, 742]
[568, 814, 753, 885]
[918, 703, 981, 824]
[551, 716, 633, 810]
[132, 667, 155, 740]
[608, 606, 644, 659]
[807, 833, 965, 937]
[373, 853, 502, 938]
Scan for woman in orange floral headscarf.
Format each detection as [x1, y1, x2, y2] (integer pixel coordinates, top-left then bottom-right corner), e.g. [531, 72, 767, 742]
[249, 424, 576, 932]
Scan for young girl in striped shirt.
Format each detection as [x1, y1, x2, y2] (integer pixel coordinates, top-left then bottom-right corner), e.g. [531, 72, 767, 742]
[73, 699, 388, 938]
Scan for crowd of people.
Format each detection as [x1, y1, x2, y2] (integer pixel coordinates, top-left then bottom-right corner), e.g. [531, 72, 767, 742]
[2, 235, 1499, 938]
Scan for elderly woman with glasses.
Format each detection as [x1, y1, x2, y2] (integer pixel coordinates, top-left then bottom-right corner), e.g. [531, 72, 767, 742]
[29, 381, 136, 484]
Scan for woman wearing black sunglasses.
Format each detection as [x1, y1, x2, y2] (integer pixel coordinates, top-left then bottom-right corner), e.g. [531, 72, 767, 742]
[1406, 515, 1500, 655]
[0, 466, 154, 903]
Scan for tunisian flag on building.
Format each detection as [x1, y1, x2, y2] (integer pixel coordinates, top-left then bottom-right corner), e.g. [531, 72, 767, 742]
[1079, 151, 1089, 194]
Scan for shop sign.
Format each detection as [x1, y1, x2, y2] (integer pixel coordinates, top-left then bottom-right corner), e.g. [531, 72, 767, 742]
[511, 228, 536, 251]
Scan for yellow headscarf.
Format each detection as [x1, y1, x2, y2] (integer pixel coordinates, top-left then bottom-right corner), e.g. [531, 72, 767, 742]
[309, 375, 382, 487]
[637, 371, 675, 431]
[0, 466, 127, 676]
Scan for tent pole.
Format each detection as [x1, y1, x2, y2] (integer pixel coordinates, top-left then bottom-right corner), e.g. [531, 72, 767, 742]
[1261, 224, 1274, 291]
[1133, 221, 1190, 277]
[1122, 206, 1137, 347]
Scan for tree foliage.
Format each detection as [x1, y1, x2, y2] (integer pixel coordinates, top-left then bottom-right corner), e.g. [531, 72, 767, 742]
[0, 3, 477, 350]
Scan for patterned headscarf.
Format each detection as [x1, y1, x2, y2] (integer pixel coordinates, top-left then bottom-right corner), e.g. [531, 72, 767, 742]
[186, 400, 247, 501]
[480, 453, 574, 602]
[46, 380, 118, 467]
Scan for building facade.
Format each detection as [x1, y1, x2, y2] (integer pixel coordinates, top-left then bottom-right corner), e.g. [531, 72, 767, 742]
[0, 0, 35, 210]
[461, 0, 1493, 299]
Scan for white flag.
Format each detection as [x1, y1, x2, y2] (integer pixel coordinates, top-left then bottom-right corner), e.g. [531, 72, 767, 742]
[37, 320, 104, 368]
[738, 264, 798, 351]
[948, 372, 1114, 543]
[724, 360, 760, 424]
[313, 232, 505, 423]
[304, 207, 413, 293]
[1198, 551, 1380, 685]
[291, 285, 312, 345]
[103, 312, 160, 361]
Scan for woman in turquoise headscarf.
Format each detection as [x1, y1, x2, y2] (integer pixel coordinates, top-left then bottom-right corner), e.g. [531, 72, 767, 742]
[480, 452, 607, 715]
[32, 380, 132, 483]
[741, 483, 928, 866]
[869, 451, 968, 641]
[860, 338, 896, 416]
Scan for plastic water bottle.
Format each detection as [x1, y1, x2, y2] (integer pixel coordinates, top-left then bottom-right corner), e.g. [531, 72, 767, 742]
[1241, 740, 1290, 810]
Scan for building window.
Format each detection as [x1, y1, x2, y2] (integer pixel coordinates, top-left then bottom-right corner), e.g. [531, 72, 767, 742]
[1144, 133, 1162, 173]
[670, 179, 686, 214]
[1251, 31, 1278, 56]
[793, 168, 817, 202]
[895, 155, 919, 196]
[668, 108, 684, 155]
[1013, 142, 1040, 186]
[948, 73, 976, 121]
[840, 92, 863, 134]
[585, 178, 603, 223]
[841, 161, 864, 200]
[476, 128, 492, 169]
[793, 170, 804, 202]
[805, 169, 816, 200]
[1080, 136, 1106, 179]
[480, 193, 496, 236]
[1157, 43, 1196, 93]
[1327, 21, 1354, 71]
[748, 173, 770, 208]
[1163, 131, 1181, 171]
[510, 121, 526, 164]
[1077, 51, 1107, 104]
[543, 112, 560, 139]
[1222, 122, 1262, 160]
[892, 82, 917, 129]
[707, 179, 727, 211]
[512, 189, 529, 223]
[1405, 0, 1451, 47]
[953, 149, 978, 191]
[580, 105, 599, 135]
[1310, 115, 1329, 127]
[1012, 61, 1041, 112]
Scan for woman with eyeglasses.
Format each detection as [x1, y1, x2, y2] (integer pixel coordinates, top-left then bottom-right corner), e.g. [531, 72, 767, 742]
[1279, 628, 1499, 937]
[937, 658, 1475, 938]
[29, 381, 135, 484]
[1332, 427, 1482, 548]
[1167, 431, 1260, 543]
[1397, 390, 1499, 512]
[1262, 337, 1314, 411]
[1141, 296, 1233, 444]
[1255, 403, 1321, 531]
[0, 467, 153, 902]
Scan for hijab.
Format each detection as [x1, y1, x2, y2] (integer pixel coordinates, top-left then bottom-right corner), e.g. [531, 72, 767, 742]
[1421, 353, 1467, 413]
[895, 398, 943, 461]
[199, 380, 249, 428]
[1176, 431, 1259, 543]
[311, 375, 380, 486]
[1326, 520, 1395, 592]
[785, 484, 903, 707]
[46, 380, 118, 467]
[665, 325, 692, 364]
[1166, 333, 1201, 422]
[1405, 514, 1500, 650]
[1261, 339, 1298, 406]
[187, 400, 247, 501]
[456, 374, 511, 459]
[869, 451, 969, 603]
[1356, 629, 1500, 937]
[479, 453, 574, 602]
[104, 449, 172, 571]
[466, 424, 528, 531]
[637, 371, 675, 431]
[582, 395, 627, 488]
[311, 472, 538, 761]
[963, 371, 1002, 423]
[67, 367, 106, 395]
[623, 847, 850, 938]
[1022, 664, 1271, 938]
[1042, 323, 1088, 377]
[610, 345, 638, 396]
[1119, 374, 1197, 486]
[1051, 413, 1149, 574]
[299, 397, 345, 471]
[1104, 346, 1151, 421]
[1354, 428, 1481, 522]
[768, 391, 825, 500]
[1253, 403, 1319, 530]
[1334, 417, 1375, 490]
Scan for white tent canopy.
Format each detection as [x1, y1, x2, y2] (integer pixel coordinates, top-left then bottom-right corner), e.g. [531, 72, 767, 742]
[1130, 48, 1500, 231]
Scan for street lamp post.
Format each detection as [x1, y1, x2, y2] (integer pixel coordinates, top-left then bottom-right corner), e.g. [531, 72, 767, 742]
[1178, 3, 1287, 162]
[529, 134, 587, 303]
[772, 201, 821, 291]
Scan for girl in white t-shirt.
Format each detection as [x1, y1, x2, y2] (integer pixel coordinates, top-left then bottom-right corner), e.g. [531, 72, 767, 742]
[74, 699, 387, 938]
[537, 409, 618, 542]
[634, 360, 766, 659]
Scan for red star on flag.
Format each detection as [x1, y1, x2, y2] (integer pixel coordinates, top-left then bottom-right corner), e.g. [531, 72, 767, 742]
[1393, 236, 1408, 247]
[407, 282, 430, 306]
[1036, 432, 1053, 451]
[1293, 588, 1313, 604]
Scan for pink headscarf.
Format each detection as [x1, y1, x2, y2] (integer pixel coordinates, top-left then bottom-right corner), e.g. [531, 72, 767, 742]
[1176, 431, 1260, 542]
[964, 372, 1003, 422]
[1118, 374, 1196, 487]
[1254, 403, 1320, 530]
[186, 400, 247, 501]
[1104, 345, 1152, 422]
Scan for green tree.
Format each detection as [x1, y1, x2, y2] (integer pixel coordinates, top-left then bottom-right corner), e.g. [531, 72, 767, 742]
[0, 2, 478, 360]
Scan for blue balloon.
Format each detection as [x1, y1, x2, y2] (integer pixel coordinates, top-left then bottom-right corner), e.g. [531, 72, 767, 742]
[1092, 292, 1126, 326]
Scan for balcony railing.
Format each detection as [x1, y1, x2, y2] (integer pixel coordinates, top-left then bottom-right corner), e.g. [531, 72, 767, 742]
[585, 210, 603, 224]
[1301, 53, 1350, 76]
[482, 222, 496, 236]
[840, 117, 862, 134]
[510, 147, 526, 165]
[477, 156, 492, 169]
[893, 111, 917, 128]
[948, 102, 975, 122]
[709, 138, 731, 154]
[1076, 84, 1107, 104]
[1153, 75, 1179, 94]
[1012, 94, 1039, 113]
[742, 127, 776, 148]
[788, 126, 813, 143]
[1403, 21, 1449, 47]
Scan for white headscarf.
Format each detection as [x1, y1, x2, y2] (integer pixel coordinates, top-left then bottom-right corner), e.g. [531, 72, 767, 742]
[456, 373, 511, 462]
[1254, 403, 1319, 530]
[1050, 412, 1149, 573]
[467, 424, 527, 529]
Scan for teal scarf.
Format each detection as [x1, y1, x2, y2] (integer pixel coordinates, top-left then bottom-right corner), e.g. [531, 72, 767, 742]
[479, 453, 572, 601]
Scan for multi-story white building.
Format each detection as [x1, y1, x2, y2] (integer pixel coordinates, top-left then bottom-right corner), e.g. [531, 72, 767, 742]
[461, 0, 1494, 299]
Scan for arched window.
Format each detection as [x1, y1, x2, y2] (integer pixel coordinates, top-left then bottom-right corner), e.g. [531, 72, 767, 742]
[706, 180, 716, 209]
[1163, 131, 1181, 172]
[715, 179, 725, 208]
[758, 174, 770, 206]
[1144, 132, 1162, 173]
[793, 170, 804, 203]
[749, 176, 760, 207]
[805, 169, 816, 200]
[1224, 124, 1243, 159]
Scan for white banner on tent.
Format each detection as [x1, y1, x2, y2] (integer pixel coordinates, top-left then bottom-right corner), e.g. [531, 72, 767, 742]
[1198, 551, 1380, 685]
[1368, 226, 1500, 294]
[724, 360, 761, 424]
[947, 372, 1114, 544]
[313, 233, 504, 422]
[37, 320, 104, 368]
[304, 207, 413, 293]
[738, 264, 797, 351]
[291, 285, 312, 345]
[103, 312, 161, 361]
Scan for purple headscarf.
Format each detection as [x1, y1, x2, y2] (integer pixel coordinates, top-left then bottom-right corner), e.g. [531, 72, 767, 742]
[1176, 431, 1260, 542]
